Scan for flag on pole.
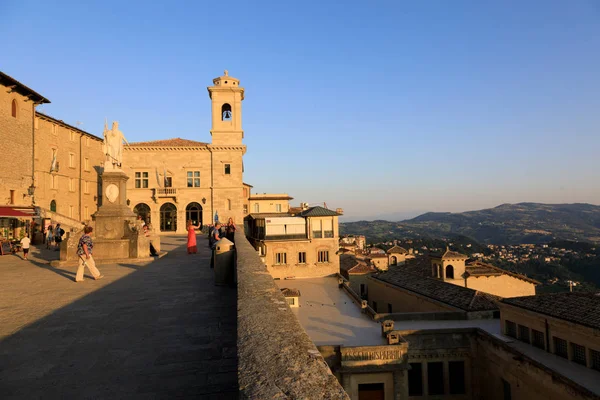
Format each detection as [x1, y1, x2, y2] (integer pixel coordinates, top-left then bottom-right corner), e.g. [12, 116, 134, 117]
[155, 167, 162, 187]
[163, 167, 168, 187]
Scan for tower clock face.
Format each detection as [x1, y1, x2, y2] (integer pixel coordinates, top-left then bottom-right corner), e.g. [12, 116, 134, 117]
[105, 184, 119, 203]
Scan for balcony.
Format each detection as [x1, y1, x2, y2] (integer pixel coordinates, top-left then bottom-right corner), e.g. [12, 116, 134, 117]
[153, 188, 177, 202]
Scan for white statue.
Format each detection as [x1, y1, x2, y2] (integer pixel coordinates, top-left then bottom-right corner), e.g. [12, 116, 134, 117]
[103, 120, 129, 167]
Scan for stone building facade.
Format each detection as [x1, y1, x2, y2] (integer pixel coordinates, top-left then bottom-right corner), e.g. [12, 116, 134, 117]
[248, 193, 293, 214]
[0, 72, 49, 208]
[122, 72, 246, 234]
[245, 206, 341, 279]
[33, 112, 104, 223]
[431, 249, 538, 298]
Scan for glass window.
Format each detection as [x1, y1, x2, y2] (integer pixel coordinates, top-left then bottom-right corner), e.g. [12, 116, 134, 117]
[286, 297, 295, 306]
[187, 171, 200, 187]
[591, 349, 600, 371]
[135, 172, 148, 188]
[571, 343, 586, 365]
[254, 204, 259, 213]
[276, 204, 282, 212]
[553, 337, 568, 358]
[84, 158, 90, 171]
[318, 250, 329, 263]
[518, 325, 530, 344]
[532, 329, 545, 349]
[224, 164, 231, 175]
[275, 252, 287, 265]
[298, 252, 306, 264]
[505, 320, 517, 338]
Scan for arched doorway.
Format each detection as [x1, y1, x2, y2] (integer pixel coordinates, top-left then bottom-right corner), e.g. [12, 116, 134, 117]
[186, 202, 203, 227]
[50, 200, 57, 212]
[390, 256, 397, 266]
[160, 203, 177, 232]
[446, 265, 455, 279]
[134, 203, 151, 224]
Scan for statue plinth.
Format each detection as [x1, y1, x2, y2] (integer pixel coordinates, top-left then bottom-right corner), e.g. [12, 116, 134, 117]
[94, 170, 136, 240]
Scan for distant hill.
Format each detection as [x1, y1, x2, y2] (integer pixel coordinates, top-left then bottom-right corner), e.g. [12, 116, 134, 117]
[340, 203, 600, 244]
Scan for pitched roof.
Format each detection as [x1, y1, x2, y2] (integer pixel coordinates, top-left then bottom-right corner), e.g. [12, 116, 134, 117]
[501, 292, 600, 330]
[466, 261, 540, 284]
[36, 112, 102, 141]
[372, 269, 500, 312]
[400, 256, 433, 277]
[430, 248, 469, 260]
[298, 206, 340, 217]
[128, 138, 208, 147]
[340, 254, 376, 275]
[245, 213, 294, 219]
[387, 245, 408, 254]
[280, 288, 301, 297]
[0, 71, 50, 104]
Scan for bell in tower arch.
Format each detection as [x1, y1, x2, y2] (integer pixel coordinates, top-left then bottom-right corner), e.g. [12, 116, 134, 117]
[221, 103, 232, 121]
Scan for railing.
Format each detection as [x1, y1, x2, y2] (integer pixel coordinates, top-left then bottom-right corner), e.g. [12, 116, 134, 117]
[264, 234, 307, 241]
[312, 231, 322, 238]
[155, 188, 177, 197]
[324, 230, 334, 238]
[235, 231, 349, 399]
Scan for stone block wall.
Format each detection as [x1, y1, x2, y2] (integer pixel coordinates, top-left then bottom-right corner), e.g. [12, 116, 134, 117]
[0, 84, 34, 206]
[235, 231, 349, 399]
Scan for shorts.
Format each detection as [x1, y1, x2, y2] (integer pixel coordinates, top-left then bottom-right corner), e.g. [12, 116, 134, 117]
[23, 248, 29, 255]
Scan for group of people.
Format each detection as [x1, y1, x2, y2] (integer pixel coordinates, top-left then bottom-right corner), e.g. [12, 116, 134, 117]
[44, 224, 65, 251]
[185, 217, 237, 254]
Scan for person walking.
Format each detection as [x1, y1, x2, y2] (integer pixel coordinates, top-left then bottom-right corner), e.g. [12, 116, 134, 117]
[54, 224, 64, 251]
[46, 225, 54, 250]
[20, 234, 31, 260]
[226, 217, 236, 242]
[186, 220, 201, 254]
[209, 222, 221, 268]
[75, 226, 103, 282]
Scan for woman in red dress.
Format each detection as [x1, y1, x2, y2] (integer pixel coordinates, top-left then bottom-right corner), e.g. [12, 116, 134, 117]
[186, 220, 201, 254]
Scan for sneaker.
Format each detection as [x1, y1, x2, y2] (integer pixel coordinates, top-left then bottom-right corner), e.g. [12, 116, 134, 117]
[95, 275, 104, 280]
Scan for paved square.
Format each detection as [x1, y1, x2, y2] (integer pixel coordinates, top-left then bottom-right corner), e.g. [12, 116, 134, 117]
[0, 235, 237, 399]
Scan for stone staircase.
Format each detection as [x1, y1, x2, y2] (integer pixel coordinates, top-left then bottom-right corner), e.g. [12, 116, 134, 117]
[36, 207, 86, 233]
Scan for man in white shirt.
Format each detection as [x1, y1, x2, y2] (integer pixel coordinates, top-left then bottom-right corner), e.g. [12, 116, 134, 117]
[20, 235, 31, 260]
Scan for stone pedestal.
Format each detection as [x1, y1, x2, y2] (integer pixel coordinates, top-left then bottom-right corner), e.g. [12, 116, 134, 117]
[94, 170, 136, 240]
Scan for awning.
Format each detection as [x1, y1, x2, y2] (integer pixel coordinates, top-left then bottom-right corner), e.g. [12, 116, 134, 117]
[0, 207, 36, 218]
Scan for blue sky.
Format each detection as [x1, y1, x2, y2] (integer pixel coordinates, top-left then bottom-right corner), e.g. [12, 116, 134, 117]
[2, 1, 599, 220]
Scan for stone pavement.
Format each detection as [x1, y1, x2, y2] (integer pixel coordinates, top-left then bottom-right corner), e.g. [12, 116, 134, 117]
[0, 235, 237, 399]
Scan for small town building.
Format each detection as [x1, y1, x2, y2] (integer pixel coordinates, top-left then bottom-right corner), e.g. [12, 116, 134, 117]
[245, 205, 341, 279]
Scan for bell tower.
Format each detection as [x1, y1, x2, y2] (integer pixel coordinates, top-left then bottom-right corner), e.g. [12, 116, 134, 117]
[207, 70, 244, 145]
[207, 70, 246, 225]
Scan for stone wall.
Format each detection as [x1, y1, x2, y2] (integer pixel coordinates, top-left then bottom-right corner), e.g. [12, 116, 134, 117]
[0, 82, 34, 206]
[472, 330, 599, 400]
[235, 231, 349, 399]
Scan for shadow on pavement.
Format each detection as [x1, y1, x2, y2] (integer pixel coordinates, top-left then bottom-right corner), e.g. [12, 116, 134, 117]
[0, 235, 238, 399]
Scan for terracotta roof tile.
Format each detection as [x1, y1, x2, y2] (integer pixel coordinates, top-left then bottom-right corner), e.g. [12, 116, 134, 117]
[502, 292, 600, 330]
[373, 269, 500, 312]
[466, 261, 540, 284]
[280, 288, 301, 297]
[387, 245, 408, 254]
[128, 138, 208, 147]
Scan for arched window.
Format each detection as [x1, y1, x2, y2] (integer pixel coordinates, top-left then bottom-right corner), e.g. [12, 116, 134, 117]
[254, 203, 259, 213]
[133, 203, 151, 224]
[446, 265, 455, 279]
[186, 202, 202, 227]
[391, 256, 397, 266]
[11, 99, 17, 118]
[50, 200, 57, 212]
[160, 203, 177, 232]
[221, 103, 232, 121]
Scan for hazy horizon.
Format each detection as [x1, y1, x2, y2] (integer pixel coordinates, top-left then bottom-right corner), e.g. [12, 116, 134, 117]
[2, 1, 599, 219]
